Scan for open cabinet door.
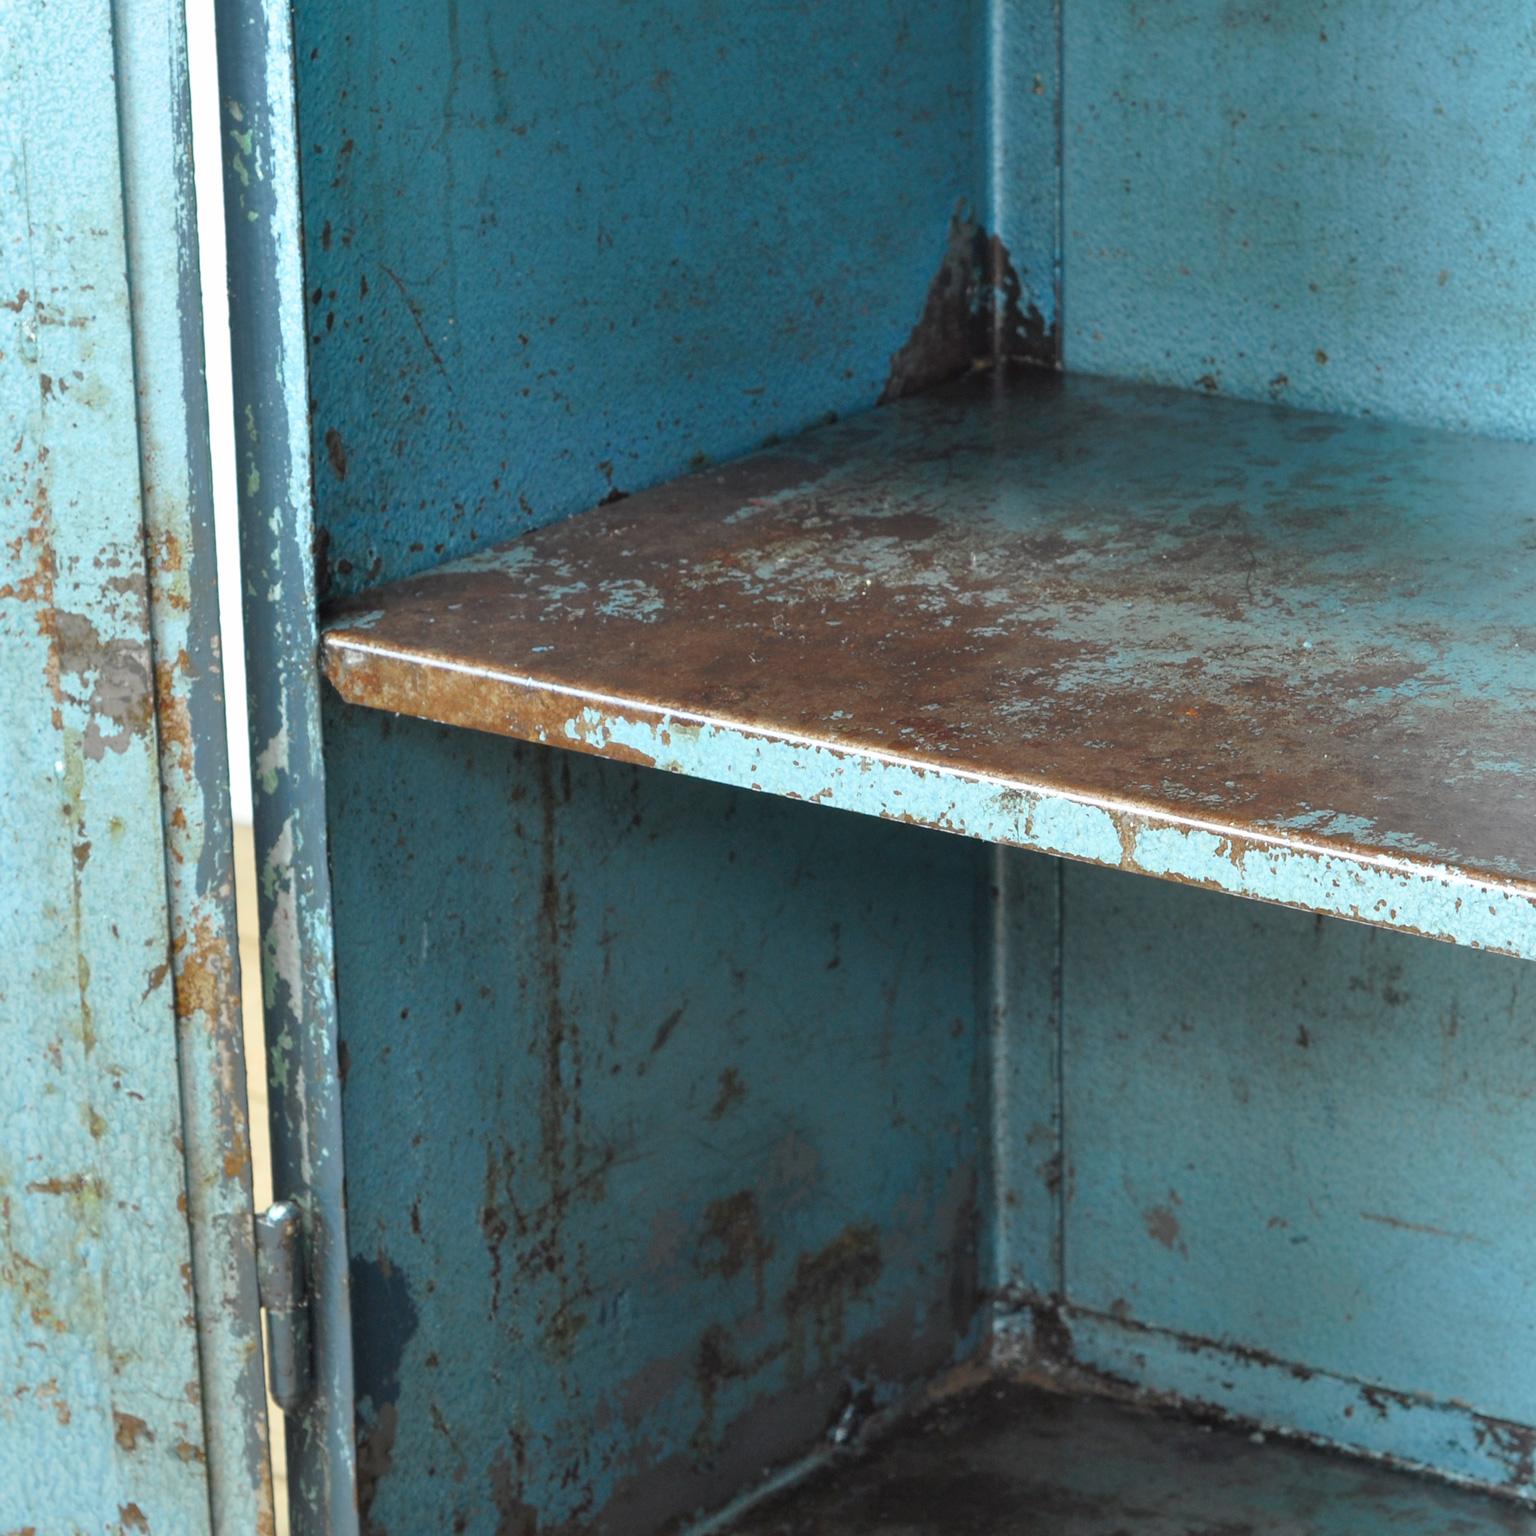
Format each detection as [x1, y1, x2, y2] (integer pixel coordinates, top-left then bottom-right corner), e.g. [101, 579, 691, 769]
[0, 2, 273, 1531]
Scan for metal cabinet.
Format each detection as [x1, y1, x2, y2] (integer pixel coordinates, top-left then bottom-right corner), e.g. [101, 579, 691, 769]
[6, 2, 1536, 1534]
[1, 2, 270, 1530]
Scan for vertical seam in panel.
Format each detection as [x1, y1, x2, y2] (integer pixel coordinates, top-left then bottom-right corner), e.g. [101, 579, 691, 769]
[985, 0, 1000, 229]
[1053, 0, 1066, 365]
[1050, 860, 1062, 1302]
[986, 841, 1011, 1296]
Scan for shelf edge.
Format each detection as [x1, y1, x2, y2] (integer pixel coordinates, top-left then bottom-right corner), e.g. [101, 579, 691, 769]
[322, 636, 1536, 964]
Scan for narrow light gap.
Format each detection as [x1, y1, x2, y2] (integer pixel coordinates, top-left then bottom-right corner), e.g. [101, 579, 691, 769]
[183, 1, 289, 1526]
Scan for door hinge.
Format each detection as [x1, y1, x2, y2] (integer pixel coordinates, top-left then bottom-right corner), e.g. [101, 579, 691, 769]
[255, 1201, 313, 1413]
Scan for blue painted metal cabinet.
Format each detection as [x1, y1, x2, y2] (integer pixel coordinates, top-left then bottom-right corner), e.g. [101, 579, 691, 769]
[1, 1, 271, 1531]
[10, 1, 1534, 1533]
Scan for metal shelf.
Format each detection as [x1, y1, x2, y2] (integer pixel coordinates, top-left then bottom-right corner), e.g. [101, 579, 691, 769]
[713, 1379, 1536, 1535]
[321, 368, 1536, 959]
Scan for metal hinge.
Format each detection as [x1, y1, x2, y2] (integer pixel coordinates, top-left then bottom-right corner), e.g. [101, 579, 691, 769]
[255, 1201, 313, 1413]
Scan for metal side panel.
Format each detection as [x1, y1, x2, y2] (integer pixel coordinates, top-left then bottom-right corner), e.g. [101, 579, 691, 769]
[282, 6, 1060, 1532]
[214, 1, 355, 1532]
[115, 0, 274, 1528]
[0, 0, 238, 1528]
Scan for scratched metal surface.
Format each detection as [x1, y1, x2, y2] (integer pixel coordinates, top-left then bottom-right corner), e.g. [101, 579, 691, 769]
[984, 2, 1536, 1502]
[0, 1, 218, 1529]
[293, 0, 1008, 600]
[215, 1, 356, 1531]
[282, 5, 1018, 1533]
[990, 866, 1536, 1494]
[721, 1379, 1536, 1536]
[324, 706, 987, 1535]
[116, 0, 274, 1527]
[324, 367, 1536, 959]
[1062, 2, 1536, 440]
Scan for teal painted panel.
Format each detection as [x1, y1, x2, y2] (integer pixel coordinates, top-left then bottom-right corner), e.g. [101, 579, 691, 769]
[1062, 1, 1536, 437]
[0, 0, 222, 1528]
[1060, 864, 1536, 1491]
[116, 0, 274, 1525]
[326, 709, 986, 1535]
[1031, 1, 1536, 1500]
[286, 6, 1036, 1532]
[295, 0, 989, 598]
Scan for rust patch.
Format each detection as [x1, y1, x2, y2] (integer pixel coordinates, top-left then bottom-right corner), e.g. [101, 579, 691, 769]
[171, 916, 235, 1026]
[707, 1066, 747, 1121]
[1143, 1193, 1186, 1254]
[113, 1410, 153, 1451]
[25, 1174, 96, 1197]
[784, 1224, 883, 1377]
[321, 366, 1536, 925]
[880, 209, 1056, 403]
[325, 426, 349, 480]
[1474, 1418, 1536, 1488]
[118, 1506, 149, 1534]
[489, 1440, 539, 1536]
[695, 1190, 774, 1309]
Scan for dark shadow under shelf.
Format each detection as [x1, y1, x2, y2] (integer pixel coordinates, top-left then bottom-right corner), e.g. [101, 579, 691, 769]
[715, 1379, 1536, 1536]
[322, 368, 1536, 959]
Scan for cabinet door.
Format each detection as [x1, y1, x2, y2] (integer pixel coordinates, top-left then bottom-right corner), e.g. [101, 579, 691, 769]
[0, 2, 272, 1531]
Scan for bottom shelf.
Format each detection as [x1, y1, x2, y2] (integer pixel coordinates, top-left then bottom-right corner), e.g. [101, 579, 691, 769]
[718, 1379, 1534, 1536]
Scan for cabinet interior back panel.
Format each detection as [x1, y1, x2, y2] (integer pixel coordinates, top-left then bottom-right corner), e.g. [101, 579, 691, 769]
[1061, 1, 1536, 437]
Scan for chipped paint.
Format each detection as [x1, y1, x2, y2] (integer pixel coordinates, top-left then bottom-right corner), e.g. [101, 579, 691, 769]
[323, 706, 987, 1536]
[720, 1379, 1536, 1535]
[255, 0, 1536, 1526]
[115, 0, 274, 1524]
[323, 369, 1536, 960]
[0, 0, 226, 1528]
[295, 0, 992, 599]
[214, 1, 354, 1532]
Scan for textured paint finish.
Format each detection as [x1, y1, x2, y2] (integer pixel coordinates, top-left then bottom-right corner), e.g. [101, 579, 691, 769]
[1062, 2, 1536, 438]
[1011, 867, 1536, 1494]
[247, 0, 1536, 1525]
[985, 1, 1536, 1505]
[721, 1379, 1536, 1535]
[324, 368, 1536, 958]
[325, 708, 986, 1536]
[115, 0, 273, 1526]
[214, 1, 356, 1531]
[282, 5, 1021, 1532]
[295, 0, 988, 599]
[985, 0, 1061, 354]
[0, 0, 216, 1528]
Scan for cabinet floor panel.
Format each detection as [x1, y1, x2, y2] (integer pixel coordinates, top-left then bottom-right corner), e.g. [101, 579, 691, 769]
[717, 1379, 1535, 1536]
[323, 368, 1536, 958]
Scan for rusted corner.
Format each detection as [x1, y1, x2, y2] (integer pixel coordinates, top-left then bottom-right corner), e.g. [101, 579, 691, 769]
[880, 208, 1057, 403]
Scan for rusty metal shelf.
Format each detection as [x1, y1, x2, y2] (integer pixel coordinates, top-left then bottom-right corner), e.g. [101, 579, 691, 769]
[321, 367, 1536, 959]
[712, 1379, 1536, 1535]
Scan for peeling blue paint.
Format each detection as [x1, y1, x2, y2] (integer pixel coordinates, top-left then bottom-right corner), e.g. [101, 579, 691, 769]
[242, 0, 1536, 1528]
[1, 1, 234, 1529]
[214, 1, 354, 1532]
